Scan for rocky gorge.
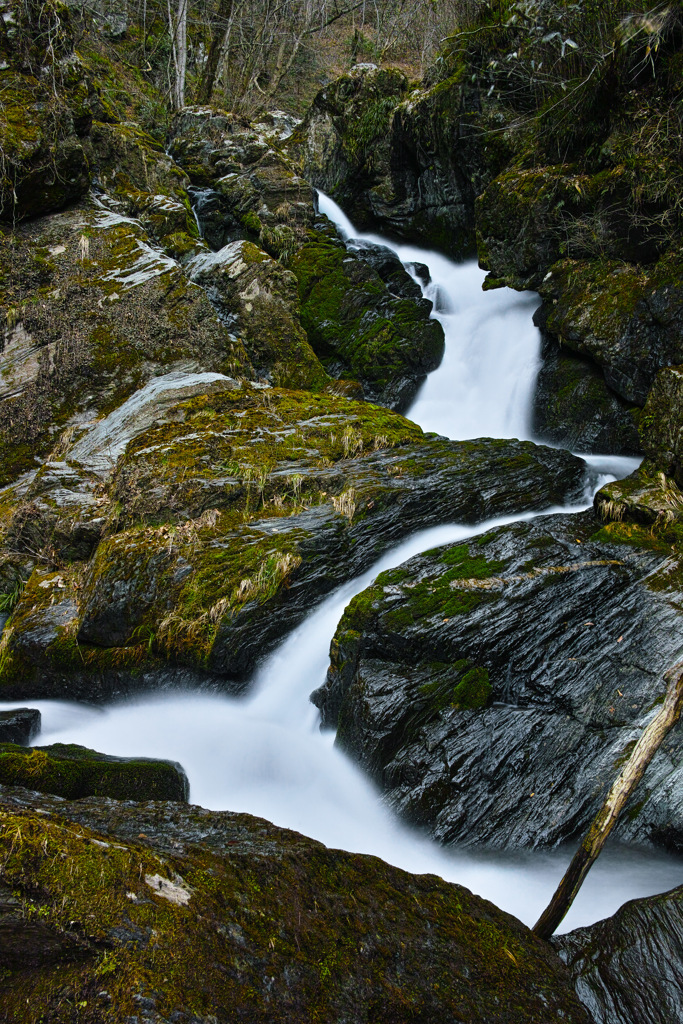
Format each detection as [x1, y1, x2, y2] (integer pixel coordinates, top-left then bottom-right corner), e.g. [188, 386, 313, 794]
[2, 0, 683, 1021]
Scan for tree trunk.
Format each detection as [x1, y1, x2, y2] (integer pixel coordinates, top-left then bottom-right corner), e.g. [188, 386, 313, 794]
[533, 660, 683, 940]
[196, 0, 234, 104]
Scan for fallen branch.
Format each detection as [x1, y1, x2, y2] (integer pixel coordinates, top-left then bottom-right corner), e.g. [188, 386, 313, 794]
[533, 659, 683, 940]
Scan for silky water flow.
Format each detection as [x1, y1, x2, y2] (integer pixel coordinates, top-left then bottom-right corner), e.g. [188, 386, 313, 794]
[2, 194, 677, 933]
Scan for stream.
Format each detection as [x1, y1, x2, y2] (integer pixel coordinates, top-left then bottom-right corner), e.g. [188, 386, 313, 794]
[1, 195, 680, 934]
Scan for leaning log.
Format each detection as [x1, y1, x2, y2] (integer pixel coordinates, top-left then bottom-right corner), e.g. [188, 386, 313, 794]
[533, 660, 683, 940]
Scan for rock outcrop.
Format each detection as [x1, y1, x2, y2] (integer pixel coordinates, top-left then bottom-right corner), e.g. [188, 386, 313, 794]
[0, 708, 40, 745]
[0, 784, 591, 1024]
[0, 377, 587, 700]
[314, 508, 683, 851]
[555, 885, 683, 1024]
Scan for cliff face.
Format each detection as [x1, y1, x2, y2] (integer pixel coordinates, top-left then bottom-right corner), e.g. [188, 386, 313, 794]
[290, 1, 683, 456]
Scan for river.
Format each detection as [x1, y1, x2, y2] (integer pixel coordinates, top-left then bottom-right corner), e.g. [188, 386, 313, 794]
[1, 195, 679, 933]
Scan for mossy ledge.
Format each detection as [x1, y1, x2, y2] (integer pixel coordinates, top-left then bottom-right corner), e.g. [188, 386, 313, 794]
[0, 786, 591, 1023]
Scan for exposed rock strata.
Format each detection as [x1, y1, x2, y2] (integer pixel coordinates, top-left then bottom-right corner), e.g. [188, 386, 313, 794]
[555, 885, 683, 1024]
[314, 509, 683, 850]
[0, 378, 587, 699]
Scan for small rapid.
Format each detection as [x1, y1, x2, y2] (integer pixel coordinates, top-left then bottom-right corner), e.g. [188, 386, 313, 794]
[2, 194, 676, 934]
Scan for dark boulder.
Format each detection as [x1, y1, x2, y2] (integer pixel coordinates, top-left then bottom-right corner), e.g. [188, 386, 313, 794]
[555, 885, 683, 1024]
[315, 509, 683, 850]
[0, 708, 40, 745]
[291, 232, 444, 411]
[0, 743, 188, 801]
[532, 328, 641, 455]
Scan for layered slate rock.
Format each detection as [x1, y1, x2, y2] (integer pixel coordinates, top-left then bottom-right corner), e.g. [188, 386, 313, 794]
[168, 105, 445, 411]
[0, 195, 251, 488]
[0, 743, 188, 802]
[0, 785, 591, 1024]
[0, 379, 586, 700]
[554, 886, 683, 1024]
[0, 708, 40, 745]
[314, 509, 683, 850]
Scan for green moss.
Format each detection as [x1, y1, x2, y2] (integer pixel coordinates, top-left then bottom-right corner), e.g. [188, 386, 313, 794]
[0, 743, 187, 801]
[419, 660, 491, 713]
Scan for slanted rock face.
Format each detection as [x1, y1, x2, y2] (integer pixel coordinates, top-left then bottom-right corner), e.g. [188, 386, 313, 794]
[0, 743, 188, 801]
[314, 509, 683, 851]
[0, 379, 586, 700]
[537, 255, 683, 407]
[0, 786, 592, 1024]
[532, 327, 641, 455]
[0, 196, 252, 487]
[554, 885, 683, 1024]
[187, 241, 329, 391]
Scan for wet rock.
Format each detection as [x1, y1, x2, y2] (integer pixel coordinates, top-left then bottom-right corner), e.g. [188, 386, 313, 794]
[532, 329, 641, 455]
[0, 382, 587, 699]
[289, 65, 492, 257]
[314, 509, 683, 851]
[554, 885, 683, 1024]
[187, 241, 329, 390]
[344, 238, 424, 300]
[0, 708, 40, 744]
[537, 255, 683, 406]
[0, 786, 591, 1024]
[0, 742, 188, 801]
[594, 365, 683, 527]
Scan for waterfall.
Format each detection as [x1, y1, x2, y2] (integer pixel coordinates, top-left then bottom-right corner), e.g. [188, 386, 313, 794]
[1, 195, 672, 934]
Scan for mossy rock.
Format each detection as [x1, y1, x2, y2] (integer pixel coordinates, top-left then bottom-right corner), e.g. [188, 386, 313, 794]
[0, 743, 188, 801]
[0, 64, 92, 221]
[0, 197, 252, 486]
[187, 240, 330, 391]
[0, 787, 592, 1023]
[532, 328, 641, 455]
[538, 254, 683, 405]
[315, 509, 683, 850]
[0, 380, 586, 697]
[291, 233, 444, 410]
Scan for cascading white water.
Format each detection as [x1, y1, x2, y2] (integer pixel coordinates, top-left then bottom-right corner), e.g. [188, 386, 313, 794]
[317, 193, 541, 442]
[2, 193, 676, 933]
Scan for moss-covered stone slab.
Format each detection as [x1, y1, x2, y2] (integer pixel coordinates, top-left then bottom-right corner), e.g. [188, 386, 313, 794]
[0, 787, 591, 1023]
[315, 509, 683, 850]
[0, 743, 188, 801]
[0, 382, 587, 699]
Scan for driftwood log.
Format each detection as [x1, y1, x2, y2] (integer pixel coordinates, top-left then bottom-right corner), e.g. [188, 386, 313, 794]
[533, 660, 683, 940]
